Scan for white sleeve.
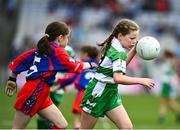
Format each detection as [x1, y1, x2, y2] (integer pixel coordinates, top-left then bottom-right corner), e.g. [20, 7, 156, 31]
[113, 58, 126, 74]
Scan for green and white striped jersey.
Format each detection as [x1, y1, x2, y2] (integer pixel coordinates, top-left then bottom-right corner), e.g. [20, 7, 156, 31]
[161, 61, 179, 89]
[94, 37, 127, 84]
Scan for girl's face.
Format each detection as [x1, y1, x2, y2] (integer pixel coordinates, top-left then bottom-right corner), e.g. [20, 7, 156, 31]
[58, 31, 71, 48]
[118, 30, 139, 50]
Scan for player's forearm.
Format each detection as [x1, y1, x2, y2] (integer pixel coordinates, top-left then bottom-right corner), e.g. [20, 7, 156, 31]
[83, 62, 91, 69]
[126, 46, 136, 65]
[113, 73, 143, 85]
[83, 62, 97, 70]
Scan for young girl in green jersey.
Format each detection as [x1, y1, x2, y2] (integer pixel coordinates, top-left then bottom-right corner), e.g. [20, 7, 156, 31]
[80, 19, 155, 129]
[158, 49, 180, 123]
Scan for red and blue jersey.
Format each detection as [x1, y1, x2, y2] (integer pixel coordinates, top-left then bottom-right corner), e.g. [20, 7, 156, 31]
[9, 42, 83, 85]
[57, 59, 97, 91]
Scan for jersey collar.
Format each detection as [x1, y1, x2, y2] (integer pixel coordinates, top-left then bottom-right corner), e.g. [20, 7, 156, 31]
[50, 41, 59, 48]
[111, 37, 125, 51]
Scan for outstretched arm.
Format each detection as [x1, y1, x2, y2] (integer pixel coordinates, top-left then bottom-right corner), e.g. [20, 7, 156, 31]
[113, 72, 155, 89]
[55, 48, 98, 73]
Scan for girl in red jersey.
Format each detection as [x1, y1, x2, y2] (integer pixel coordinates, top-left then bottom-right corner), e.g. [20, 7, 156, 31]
[5, 22, 97, 129]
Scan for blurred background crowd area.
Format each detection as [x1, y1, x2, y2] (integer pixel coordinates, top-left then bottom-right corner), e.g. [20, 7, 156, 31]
[1, 0, 180, 94]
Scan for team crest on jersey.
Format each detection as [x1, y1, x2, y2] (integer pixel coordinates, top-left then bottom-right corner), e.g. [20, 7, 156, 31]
[68, 57, 75, 62]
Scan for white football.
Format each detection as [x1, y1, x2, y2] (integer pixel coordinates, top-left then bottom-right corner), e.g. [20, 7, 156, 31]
[136, 36, 160, 60]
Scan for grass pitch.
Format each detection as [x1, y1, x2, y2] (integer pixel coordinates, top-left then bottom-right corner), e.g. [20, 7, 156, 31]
[0, 91, 180, 129]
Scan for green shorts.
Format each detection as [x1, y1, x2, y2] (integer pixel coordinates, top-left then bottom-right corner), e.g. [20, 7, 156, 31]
[80, 78, 122, 118]
[161, 83, 171, 97]
[161, 83, 177, 99]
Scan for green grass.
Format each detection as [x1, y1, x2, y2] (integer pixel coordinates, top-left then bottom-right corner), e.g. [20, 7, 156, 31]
[1, 91, 180, 129]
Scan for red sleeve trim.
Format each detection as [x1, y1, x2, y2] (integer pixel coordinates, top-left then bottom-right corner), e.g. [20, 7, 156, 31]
[54, 47, 83, 73]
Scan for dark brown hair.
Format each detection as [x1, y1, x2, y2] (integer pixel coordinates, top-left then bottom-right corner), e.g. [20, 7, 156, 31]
[163, 49, 176, 58]
[80, 45, 99, 60]
[99, 19, 139, 57]
[37, 22, 69, 56]
[163, 49, 178, 69]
